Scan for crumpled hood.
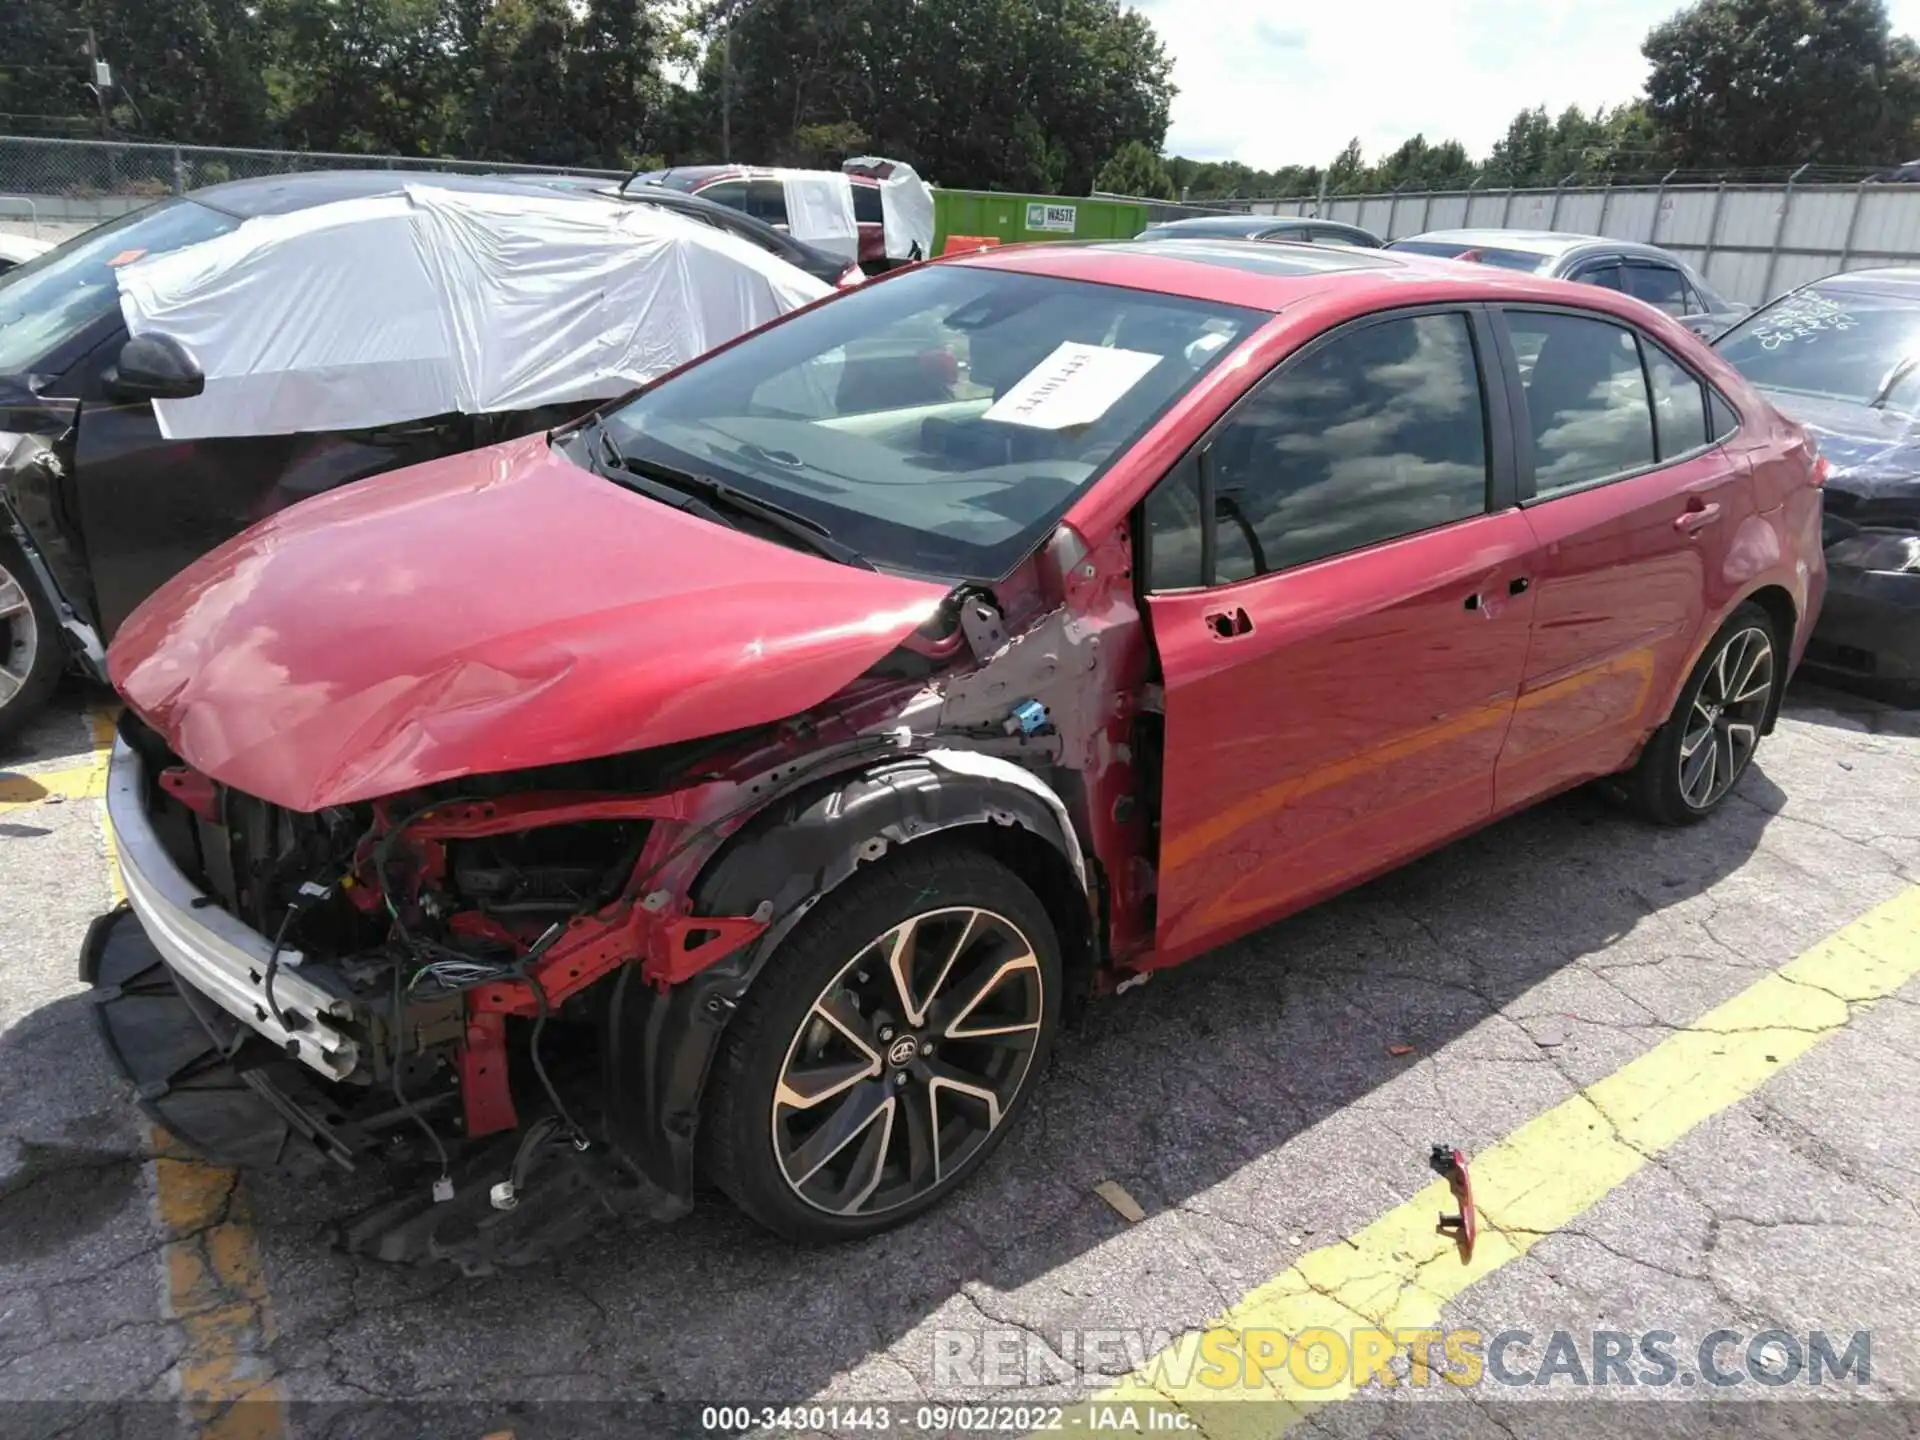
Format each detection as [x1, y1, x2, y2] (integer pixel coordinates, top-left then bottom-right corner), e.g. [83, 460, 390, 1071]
[109, 434, 948, 811]
[1762, 389, 1920, 530]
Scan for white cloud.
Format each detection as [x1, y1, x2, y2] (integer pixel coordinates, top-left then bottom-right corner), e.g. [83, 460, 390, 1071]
[1133, 0, 1920, 170]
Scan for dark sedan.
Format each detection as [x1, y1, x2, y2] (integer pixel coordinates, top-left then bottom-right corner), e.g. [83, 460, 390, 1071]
[1133, 214, 1384, 247]
[1714, 267, 1920, 697]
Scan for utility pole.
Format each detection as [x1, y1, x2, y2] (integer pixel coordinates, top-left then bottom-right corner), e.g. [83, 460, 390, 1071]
[80, 26, 112, 138]
[720, 17, 731, 162]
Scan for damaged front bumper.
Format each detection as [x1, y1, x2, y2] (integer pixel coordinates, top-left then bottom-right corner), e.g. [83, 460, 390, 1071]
[103, 734, 360, 1078]
[1804, 562, 1920, 686]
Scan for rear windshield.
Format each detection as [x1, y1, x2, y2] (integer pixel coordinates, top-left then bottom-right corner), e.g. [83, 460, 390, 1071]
[0, 199, 239, 375]
[594, 264, 1261, 580]
[1714, 284, 1920, 410]
[852, 184, 884, 225]
[1388, 239, 1553, 273]
[1137, 219, 1275, 240]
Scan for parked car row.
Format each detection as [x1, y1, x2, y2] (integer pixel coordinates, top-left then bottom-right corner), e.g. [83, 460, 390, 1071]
[68, 209, 1830, 1256]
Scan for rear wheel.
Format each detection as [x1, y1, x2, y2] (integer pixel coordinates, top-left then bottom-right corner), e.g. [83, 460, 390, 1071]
[702, 846, 1060, 1241]
[1625, 602, 1779, 825]
[0, 535, 62, 746]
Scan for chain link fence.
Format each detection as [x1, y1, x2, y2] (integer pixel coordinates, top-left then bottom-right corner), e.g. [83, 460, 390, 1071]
[0, 135, 623, 240]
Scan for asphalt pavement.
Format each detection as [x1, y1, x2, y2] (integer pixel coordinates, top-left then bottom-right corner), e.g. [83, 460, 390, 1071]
[2, 675, 1917, 1439]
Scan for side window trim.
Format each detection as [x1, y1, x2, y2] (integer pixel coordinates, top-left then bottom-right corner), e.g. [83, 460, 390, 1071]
[1140, 302, 1512, 592]
[1624, 259, 1690, 315]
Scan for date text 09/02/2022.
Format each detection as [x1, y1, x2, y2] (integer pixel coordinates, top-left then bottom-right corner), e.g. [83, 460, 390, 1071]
[699, 1404, 1192, 1432]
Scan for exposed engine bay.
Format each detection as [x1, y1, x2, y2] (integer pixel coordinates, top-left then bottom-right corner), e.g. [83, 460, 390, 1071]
[95, 526, 1151, 1263]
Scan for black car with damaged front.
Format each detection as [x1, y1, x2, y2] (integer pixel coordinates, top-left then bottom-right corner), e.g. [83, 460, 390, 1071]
[1715, 270, 1920, 696]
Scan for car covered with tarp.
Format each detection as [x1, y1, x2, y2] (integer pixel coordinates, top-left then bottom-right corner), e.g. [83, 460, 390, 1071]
[0, 170, 828, 739]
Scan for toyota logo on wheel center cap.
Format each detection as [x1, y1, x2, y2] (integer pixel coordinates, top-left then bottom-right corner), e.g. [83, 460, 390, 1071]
[887, 1036, 920, 1067]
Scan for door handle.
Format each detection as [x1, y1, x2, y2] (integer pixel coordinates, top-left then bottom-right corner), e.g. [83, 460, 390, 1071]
[1508, 575, 1531, 595]
[1206, 607, 1253, 638]
[1674, 501, 1722, 535]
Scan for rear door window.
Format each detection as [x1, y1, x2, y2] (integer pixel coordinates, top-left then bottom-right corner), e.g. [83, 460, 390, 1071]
[745, 180, 788, 226]
[1644, 341, 1710, 458]
[1623, 263, 1690, 316]
[1505, 311, 1656, 495]
[697, 179, 748, 214]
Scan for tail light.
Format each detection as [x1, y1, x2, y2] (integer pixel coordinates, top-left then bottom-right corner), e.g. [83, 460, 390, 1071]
[1811, 454, 1830, 488]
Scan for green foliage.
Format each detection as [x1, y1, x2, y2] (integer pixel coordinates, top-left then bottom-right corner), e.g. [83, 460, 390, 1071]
[1095, 139, 1174, 198]
[8, 0, 1920, 198]
[1644, 0, 1920, 166]
[700, 0, 1175, 191]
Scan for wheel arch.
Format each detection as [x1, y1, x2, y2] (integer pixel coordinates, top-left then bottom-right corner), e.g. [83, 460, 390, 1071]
[598, 750, 1100, 1205]
[1740, 582, 1798, 734]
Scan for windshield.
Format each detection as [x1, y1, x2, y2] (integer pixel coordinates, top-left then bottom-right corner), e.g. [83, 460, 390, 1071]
[1388, 239, 1553, 273]
[592, 265, 1261, 579]
[0, 199, 239, 375]
[1714, 285, 1920, 410]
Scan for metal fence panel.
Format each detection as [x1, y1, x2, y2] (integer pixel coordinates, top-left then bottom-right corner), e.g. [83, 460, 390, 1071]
[1782, 188, 1856, 250]
[1854, 189, 1920, 256]
[1276, 175, 1920, 305]
[0, 134, 622, 236]
[1656, 189, 1720, 247]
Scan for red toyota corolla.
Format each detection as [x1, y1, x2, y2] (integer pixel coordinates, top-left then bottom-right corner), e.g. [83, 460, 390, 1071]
[88, 239, 1825, 1253]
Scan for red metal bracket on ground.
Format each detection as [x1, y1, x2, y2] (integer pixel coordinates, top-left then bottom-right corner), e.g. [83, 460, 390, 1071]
[1432, 1144, 1477, 1261]
[457, 1011, 517, 1137]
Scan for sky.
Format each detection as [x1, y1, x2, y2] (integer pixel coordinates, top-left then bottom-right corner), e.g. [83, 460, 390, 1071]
[1132, 0, 1920, 171]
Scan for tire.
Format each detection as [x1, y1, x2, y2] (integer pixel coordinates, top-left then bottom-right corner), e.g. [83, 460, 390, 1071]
[1625, 601, 1780, 825]
[0, 534, 63, 748]
[701, 845, 1061, 1241]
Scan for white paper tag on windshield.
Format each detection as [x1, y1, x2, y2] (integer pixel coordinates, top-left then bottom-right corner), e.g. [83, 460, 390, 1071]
[984, 342, 1162, 430]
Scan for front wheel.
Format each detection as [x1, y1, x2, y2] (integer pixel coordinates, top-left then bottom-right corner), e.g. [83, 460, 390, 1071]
[1625, 601, 1779, 825]
[0, 535, 63, 747]
[701, 846, 1061, 1241]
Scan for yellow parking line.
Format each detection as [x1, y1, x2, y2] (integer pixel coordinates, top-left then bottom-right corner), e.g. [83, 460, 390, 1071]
[0, 759, 103, 814]
[83, 706, 286, 1436]
[1088, 885, 1920, 1435]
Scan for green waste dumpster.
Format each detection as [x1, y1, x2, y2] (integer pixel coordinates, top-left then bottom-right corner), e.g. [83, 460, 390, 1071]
[930, 190, 1151, 255]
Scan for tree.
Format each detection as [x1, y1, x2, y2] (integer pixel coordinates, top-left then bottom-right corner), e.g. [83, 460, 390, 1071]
[1326, 137, 1367, 192]
[690, 0, 1175, 191]
[1645, 0, 1920, 167]
[1095, 139, 1174, 197]
[462, 0, 582, 165]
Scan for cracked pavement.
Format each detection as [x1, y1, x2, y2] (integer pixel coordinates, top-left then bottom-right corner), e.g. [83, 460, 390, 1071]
[2, 677, 1917, 1436]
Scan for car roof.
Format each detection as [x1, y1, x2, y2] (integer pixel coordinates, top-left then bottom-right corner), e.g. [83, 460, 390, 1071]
[1394, 228, 1701, 265]
[1806, 266, 1920, 297]
[955, 237, 1704, 318]
[1144, 215, 1314, 237]
[1395, 229, 1610, 256]
[186, 168, 601, 217]
[639, 165, 881, 189]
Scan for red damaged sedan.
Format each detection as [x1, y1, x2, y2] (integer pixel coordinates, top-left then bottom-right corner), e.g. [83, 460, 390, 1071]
[88, 238, 1825, 1252]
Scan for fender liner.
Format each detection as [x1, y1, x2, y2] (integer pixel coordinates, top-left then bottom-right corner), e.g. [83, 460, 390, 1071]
[599, 749, 1090, 1204]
